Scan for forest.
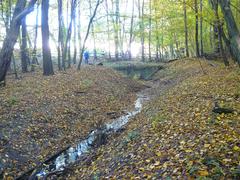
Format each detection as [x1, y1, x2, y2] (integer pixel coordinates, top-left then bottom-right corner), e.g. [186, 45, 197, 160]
[0, 0, 240, 179]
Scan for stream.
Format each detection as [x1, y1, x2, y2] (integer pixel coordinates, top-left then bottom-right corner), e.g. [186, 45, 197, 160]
[19, 94, 148, 179]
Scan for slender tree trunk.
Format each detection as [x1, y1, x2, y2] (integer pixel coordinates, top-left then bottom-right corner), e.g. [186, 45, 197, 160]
[63, 0, 76, 69]
[41, 0, 54, 75]
[128, 0, 134, 60]
[78, 5, 82, 63]
[183, 0, 189, 57]
[73, 3, 77, 65]
[148, 0, 152, 61]
[57, 0, 63, 70]
[77, 0, 103, 70]
[200, 0, 203, 56]
[105, 0, 111, 59]
[138, 0, 145, 62]
[89, 0, 97, 61]
[67, 1, 71, 68]
[114, 0, 120, 60]
[21, 16, 29, 72]
[195, 0, 200, 57]
[31, 1, 39, 71]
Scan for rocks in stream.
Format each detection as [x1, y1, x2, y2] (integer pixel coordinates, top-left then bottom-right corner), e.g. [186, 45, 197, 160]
[92, 131, 107, 147]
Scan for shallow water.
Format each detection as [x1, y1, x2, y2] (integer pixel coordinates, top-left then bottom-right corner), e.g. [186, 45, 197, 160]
[34, 94, 148, 178]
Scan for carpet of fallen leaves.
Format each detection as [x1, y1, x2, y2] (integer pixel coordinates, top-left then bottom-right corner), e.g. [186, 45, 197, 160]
[61, 59, 240, 179]
[0, 67, 144, 178]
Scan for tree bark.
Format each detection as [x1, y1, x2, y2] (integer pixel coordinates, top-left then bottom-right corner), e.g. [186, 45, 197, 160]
[41, 0, 54, 75]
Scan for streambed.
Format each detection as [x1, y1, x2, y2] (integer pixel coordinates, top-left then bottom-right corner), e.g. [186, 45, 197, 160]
[18, 94, 149, 179]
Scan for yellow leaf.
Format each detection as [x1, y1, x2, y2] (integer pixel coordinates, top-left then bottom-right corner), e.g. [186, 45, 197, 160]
[233, 146, 240, 152]
[155, 152, 161, 157]
[185, 149, 193, 153]
[139, 167, 145, 171]
[204, 144, 211, 148]
[198, 170, 209, 176]
[146, 159, 151, 163]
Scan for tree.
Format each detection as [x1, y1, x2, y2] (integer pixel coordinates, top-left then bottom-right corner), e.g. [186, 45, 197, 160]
[183, 0, 189, 57]
[0, 0, 37, 85]
[21, 15, 29, 72]
[57, 0, 63, 70]
[138, 0, 145, 62]
[219, 0, 240, 65]
[77, 0, 103, 69]
[41, 0, 54, 75]
[31, 1, 40, 72]
[195, 0, 200, 57]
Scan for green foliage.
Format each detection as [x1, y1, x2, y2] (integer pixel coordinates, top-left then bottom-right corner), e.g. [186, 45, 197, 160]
[151, 114, 167, 130]
[7, 96, 19, 106]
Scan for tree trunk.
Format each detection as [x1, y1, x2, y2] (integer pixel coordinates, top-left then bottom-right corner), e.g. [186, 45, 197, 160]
[200, 0, 203, 56]
[57, 0, 63, 70]
[0, 0, 37, 84]
[41, 0, 54, 75]
[148, 0, 152, 61]
[195, 0, 200, 57]
[211, 0, 229, 65]
[138, 0, 145, 62]
[128, 0, 135, 60]
[114, 0, 120, 60]
[219, 0, 240, 65]
[77, 0, 103, 70]
[183, 0, 189, 57]
[105, 0, 111, 60]
[78, 5, 82, 63]
[31, 1, 40, 71]
[63, 0, 76, 69]
[21, 16, 29, 72]
[73, 3, 77, 65]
